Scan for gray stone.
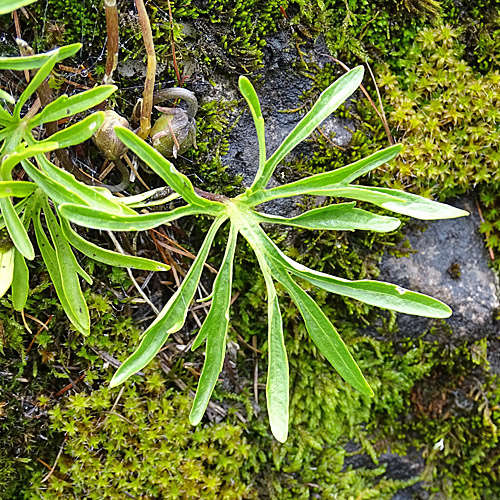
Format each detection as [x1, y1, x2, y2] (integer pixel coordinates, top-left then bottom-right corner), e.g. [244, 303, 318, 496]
[379, 196, 500, 341]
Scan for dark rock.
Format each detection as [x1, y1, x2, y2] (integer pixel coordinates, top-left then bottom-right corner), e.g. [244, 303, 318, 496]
[379, 195, 499, 341]
[213, 31, 355, 216]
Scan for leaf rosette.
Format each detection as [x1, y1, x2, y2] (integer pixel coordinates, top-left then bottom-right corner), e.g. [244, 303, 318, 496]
[58, 66, 467, 441]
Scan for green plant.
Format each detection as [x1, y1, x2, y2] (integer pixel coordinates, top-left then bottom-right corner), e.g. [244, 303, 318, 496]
[54, 66, 467, 441]
[0, 44, 169, 335]
[0, 0, 36, 14]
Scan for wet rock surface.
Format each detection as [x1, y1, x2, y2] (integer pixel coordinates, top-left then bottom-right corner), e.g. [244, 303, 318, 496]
[344, 445, 428, 500]
[196, 32, 356, 216]
[379, 195, 500, 342]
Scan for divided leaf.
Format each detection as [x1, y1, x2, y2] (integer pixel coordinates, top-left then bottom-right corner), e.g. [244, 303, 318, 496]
[255, 202, 401, 233]
[0, 44, 81, 71]
[190, 224, 238, 425]
[250, 66, 365, 192]
[109, 217, 226, 387]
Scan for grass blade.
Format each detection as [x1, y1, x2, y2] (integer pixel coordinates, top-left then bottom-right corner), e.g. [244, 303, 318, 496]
[250, 66, 364, 192]
[110, 217, 226, 387]
[190, 224, 238, 425]
[255, 202, 401, 232]
[60, 217, 170, 271]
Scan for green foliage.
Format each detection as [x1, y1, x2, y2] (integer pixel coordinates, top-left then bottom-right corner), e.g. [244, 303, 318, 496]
[369, 338, 500, 499]
[0, 0, 35, 15]
[55, 66, 467, 441]
[32, 0, 105, 51]
[0, 47, 170, 334]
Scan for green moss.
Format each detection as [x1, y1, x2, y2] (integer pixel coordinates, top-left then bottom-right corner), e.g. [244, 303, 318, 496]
[33, 0, 106, 51]
[374, 24, 500, 258]
[28, 385, 256, 499]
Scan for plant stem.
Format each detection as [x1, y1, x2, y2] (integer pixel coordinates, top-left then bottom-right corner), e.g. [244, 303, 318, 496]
[135, 0, 156, 139]
[103, 0, 119, 84]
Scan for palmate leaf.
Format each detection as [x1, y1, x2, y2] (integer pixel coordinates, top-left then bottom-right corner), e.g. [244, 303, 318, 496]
[271, 263, 373, 397]
[101, 66, 468, 443]
[250, 220, 452, 318]
[243, 144, 403, 205]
